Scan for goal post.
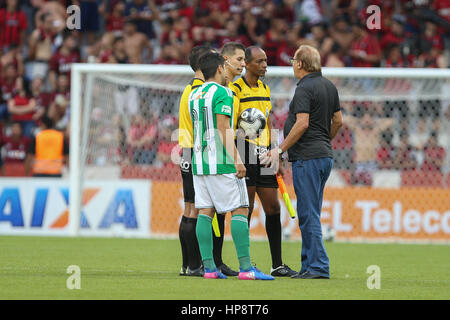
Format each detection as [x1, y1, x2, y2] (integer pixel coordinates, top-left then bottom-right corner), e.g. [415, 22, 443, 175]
[69, 64, 450, 241]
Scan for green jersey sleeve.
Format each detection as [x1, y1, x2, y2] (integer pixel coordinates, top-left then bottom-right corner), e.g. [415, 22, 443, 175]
[213, 86, 233, 117]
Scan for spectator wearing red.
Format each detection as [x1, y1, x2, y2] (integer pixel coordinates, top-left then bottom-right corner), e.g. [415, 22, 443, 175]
[421, 132, 446, 172]
[0, 0, 28, 51]
[30, 77, 51, 125]
[7, 76, 37, 138]
[433, 0, 450, 23]
[1, 44, 24, 76]
[156, 119, 177, 168]
[270, 98, 289, 132]
[349, 21, 382, 67]
[380, 14, 416, 65]
[49, 31, 80, 90]
[262, 18, 286, 66]
[0, 63, 17, 121]
[383, 45, 410, 67]
[152, 43, 182, 64]
[380, 14, 409, 50]
[219, 18, 251, 49]
[105, 1, 126, 33]
[127, 113, 158, 165]
[418, 21, 444, 53]
[395, 131, 417, 171]
[376, 129, 396, 170]
[48, 74, 70, 131]
[0, 121, 31, 176]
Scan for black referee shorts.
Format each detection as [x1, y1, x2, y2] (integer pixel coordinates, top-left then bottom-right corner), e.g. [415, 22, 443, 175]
[180, 148, 195, 203]
[236, 139, 278, 189]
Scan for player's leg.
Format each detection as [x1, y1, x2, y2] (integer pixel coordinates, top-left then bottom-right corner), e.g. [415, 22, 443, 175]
[194, 175, 227, 279]
[184, 204, 203, 275]
[229, 207, 274, 280]
[256, 178, 296, 277]
[179, 167, 194, 275]
[180, 152, 203, 276]
[178, 202, 189, 275]
[209, 173, 273, 280]
[246, 185, 256, 226]
[256, 186, 281, 266]
[212, 213, 239, 276]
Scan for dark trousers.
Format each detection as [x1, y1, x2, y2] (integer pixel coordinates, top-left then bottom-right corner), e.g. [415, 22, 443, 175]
[292, 157, 333, 277]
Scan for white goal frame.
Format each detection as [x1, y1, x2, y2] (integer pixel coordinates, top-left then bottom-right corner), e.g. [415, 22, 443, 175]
[69, 64, 450, 236]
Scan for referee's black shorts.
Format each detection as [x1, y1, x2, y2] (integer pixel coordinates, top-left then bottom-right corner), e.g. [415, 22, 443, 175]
[236, 139, 278, 189]
[180, 148, 195, 203]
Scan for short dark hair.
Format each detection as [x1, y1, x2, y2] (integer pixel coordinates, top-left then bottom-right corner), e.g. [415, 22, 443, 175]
[198, 51, 224, 81]
[245, 46, 261, 62]
[221, 42, 245, 57]
[188, 45, 212, 72]
[41, 115, 54, 129]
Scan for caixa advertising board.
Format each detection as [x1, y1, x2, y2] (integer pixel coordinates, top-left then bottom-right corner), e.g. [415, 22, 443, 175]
[0, 179, 150, 237]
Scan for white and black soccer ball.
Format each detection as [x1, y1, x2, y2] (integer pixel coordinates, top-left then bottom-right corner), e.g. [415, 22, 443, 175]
[322, 225, 336, 242]
[237, 108, 266, 138]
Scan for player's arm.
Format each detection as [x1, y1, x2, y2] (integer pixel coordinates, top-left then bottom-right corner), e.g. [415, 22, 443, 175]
[217, 114, 246, 179]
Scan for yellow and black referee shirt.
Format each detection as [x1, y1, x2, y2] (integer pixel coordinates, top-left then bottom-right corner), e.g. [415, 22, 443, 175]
[231, 77, 272, 147]
[178, 78, 204, 148]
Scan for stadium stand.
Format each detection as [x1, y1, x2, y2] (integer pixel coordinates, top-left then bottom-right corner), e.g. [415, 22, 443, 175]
[0, 0, 449, 189]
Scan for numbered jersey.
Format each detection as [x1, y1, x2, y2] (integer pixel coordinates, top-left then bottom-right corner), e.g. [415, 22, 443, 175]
[231, 77, 272, 147]
[188, 82, 236, 175]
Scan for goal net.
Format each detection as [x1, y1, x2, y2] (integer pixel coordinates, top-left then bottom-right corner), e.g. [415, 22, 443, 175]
[69, 64, 450, 242]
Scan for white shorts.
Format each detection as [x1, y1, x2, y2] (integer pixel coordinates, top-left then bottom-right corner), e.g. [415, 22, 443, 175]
[193, 173, 249, 214]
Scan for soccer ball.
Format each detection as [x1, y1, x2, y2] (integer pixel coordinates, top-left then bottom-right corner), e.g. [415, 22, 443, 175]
[237, 108, 266, 138]
[322, 225, 336, 242]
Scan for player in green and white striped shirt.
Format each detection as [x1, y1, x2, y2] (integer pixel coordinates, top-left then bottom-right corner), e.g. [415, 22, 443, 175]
[188, 51, 274, 280]
[189, 81, 236, 175]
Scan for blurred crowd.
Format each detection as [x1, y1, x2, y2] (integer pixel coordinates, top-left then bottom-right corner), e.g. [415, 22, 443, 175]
[0, 0, 449, 183]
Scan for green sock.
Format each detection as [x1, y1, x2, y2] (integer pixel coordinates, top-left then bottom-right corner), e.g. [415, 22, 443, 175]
[231, 214, 252, 271]
[196, 214, 216, 270]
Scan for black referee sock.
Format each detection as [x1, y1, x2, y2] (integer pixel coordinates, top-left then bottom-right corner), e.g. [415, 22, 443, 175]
[212, 214, 225, 267]
[185, 217, 202, 270]
[179, 216, 189, 269]
[265, 214, 283, 268]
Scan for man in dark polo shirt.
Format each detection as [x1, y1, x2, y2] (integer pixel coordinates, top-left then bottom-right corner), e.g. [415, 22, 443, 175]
[261, 45, 343, 279]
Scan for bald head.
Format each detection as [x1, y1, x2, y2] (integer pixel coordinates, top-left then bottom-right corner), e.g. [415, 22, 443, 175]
[294, 45, 322, 73]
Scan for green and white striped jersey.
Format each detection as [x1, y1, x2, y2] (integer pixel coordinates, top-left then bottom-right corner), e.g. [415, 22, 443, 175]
[188, 82, 236, 175]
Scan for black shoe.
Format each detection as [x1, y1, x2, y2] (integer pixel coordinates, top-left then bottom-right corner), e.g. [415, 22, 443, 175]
[217, 264, 239, 276]
[291, 271, 329, 279]
[179, 266, 188, 276]
[186, 266, 204, 277]
[270, 264, 297, 277]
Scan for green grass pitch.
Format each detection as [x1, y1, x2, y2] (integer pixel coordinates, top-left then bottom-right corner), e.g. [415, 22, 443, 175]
[0, 236, 449, 300]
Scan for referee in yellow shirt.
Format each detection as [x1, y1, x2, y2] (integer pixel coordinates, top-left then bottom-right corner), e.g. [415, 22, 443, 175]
[231, 46, 296, 277]
[178, 45, 238, 277]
